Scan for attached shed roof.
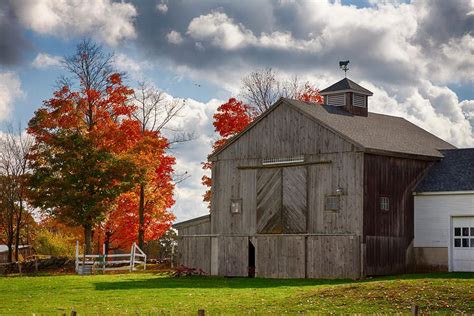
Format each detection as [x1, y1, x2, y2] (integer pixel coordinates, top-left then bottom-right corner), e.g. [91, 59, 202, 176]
[319, 78, 373, 95]
[210, 98, 455, 160]
[415, 148, 474, 192]
[173, 214, 210, 229]
[0, 245, 30, 253]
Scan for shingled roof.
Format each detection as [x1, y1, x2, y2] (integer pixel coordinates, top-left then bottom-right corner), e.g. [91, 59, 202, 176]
[415, 148, 474, 192]
[319, 78, 373, 95]
[210, 98, 455, 159]
[286, 99, 454, 158]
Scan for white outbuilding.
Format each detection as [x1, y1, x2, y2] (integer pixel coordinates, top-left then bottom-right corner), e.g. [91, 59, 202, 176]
[413, 148, 474, 272]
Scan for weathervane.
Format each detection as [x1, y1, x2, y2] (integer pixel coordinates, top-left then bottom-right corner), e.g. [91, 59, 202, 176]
[339, 60, 350, 77]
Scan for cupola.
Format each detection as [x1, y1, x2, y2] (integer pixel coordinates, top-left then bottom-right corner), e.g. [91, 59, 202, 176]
[319, 78, 373, 117]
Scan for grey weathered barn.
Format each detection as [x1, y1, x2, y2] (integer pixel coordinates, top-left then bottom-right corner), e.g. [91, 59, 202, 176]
[174, 78, 455, 278]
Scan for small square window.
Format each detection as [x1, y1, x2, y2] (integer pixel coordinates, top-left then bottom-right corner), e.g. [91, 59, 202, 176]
[454, 238, 461, 247]
[380, 197, 390, 211]
[454, 227, 461, 236]
[462, 238, 469, 248]
[471, 227, 474, 236]
[325, 195, 340, 211]
[462, 227, 469, 236]
[471, 239, 474, 248]
[230, 199, 241, 214]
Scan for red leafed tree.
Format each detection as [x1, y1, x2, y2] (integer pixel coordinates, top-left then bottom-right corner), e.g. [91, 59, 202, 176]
[102, 133, 176, 251]
[297, 83, 324, 104]
[27, 73, 143, 254]
[29, 41, 178, 253]
[202, 98, 255, 206]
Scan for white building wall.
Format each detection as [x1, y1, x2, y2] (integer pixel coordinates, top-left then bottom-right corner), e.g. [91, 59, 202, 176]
[414, 193, 474, 248]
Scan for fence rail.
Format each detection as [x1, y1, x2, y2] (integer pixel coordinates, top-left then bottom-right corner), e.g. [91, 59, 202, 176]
[75, 241, 147, 274]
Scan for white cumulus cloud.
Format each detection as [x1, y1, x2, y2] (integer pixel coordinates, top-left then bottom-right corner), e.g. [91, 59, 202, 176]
[0, 72, 23, 122]
[12, 0, 137, 46]
[167, 30, 183, 45]
[156, 2, 168, 14]
[31, 53, 62, 69]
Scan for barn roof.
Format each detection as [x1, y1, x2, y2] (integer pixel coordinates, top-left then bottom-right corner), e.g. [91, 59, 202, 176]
[173, 214, 210, 229]
[319, 78, 373, 95]
[415, 148, 474, 192]
[286, 99, 455, 158]
[210, 98, 455, 160]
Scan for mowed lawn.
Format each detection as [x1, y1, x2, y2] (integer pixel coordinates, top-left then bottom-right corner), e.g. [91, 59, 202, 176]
[0, 272, 473, 315]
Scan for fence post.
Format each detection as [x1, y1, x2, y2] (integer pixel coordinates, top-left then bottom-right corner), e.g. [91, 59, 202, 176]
[82, 244, 86, 274]
[130, 242, 136, 272]
[102, 243, 106, 273]
[75, 241, 79, 273]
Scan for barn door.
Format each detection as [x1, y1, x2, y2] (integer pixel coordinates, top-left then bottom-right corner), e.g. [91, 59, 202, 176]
[256, 166, 307, 234]
[257, 168, 283, 233]
[282, 167, 307, 233]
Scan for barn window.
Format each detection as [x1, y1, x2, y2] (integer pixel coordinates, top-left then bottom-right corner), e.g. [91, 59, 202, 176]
[262, 156, 304, 166]
[352, 94, 366, 107]
[380, 197, 390, 211]
[327, 94, 345, 106]
[325, 195, 340, 211]
[230, 199, 241, 214]
[454, 238, 461, 248]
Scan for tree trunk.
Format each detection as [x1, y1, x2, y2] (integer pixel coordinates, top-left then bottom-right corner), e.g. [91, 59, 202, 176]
[105, 230, 111, 256]
[7, 241, 13, 263]
[84, 224, 93, 254]
[14, 198, 23, 262]
[138, 184, 145, 249]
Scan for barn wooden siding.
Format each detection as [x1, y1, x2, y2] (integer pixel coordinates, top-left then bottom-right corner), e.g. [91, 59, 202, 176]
[175, 216, 210, 236]
[363, 154, 433, 275]
[178, 236, 211, 273]
[179, 235, 360, 278]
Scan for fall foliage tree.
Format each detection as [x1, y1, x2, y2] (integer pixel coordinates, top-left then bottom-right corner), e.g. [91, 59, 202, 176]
[27, 74, 142, 254]
[28, 40, 180, 255]
[0, 125, 33, 262]
[97, 82, 182, 251]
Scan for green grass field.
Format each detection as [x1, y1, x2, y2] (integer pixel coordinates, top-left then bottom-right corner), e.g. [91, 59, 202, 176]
[0, 272, 472, 315]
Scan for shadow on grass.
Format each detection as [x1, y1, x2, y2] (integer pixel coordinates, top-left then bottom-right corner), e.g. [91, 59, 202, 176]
[93, 272, 473, 291]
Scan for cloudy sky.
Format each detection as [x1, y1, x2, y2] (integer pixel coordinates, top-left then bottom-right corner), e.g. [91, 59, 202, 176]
[0, 0, 473, 222]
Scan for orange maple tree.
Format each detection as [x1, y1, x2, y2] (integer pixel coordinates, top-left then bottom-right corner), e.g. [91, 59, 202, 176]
[101, 133, 176, 250]
[28, 73, 175, 253]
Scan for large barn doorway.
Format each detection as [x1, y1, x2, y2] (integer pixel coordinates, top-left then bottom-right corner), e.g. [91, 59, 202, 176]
[248, 240, 255, 277]
[451, 217, 474, 272]
[256, 166, 307, 234]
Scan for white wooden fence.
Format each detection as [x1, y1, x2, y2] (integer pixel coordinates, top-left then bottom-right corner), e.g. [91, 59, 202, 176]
[75, 241, 147, 274]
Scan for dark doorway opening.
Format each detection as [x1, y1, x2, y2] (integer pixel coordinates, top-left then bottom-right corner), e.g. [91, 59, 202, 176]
[248, 240, 256, 277]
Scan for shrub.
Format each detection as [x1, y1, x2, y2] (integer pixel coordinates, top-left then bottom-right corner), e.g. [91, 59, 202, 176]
[34, 229, 77, 257]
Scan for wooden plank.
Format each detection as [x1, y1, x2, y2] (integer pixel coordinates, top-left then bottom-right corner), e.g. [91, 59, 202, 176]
[282, 167, 307, 233]
[223, 236, 248, 276]
[307, 235, 360, 279]
[256, 168, 283, 233]
[256, 236, 305, 278]
[178, 237, 211, 273]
